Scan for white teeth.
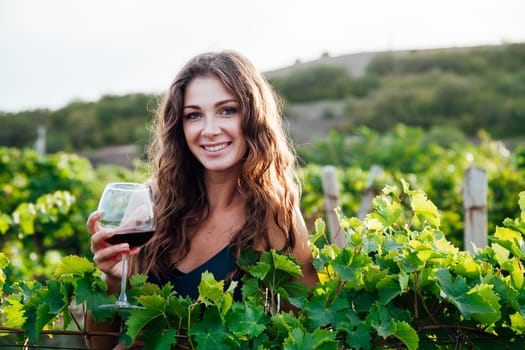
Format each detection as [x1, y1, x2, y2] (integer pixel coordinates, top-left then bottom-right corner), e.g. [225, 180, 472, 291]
[203, 143, 228, 152]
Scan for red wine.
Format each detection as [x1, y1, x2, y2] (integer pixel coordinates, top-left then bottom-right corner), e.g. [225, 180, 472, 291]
[106, 228, 154, 248]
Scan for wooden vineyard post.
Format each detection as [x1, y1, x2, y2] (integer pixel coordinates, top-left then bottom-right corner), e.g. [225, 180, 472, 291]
[322, 166, 345, 248]
[357, 165, 383, 220]
[463, 166, 488, 252]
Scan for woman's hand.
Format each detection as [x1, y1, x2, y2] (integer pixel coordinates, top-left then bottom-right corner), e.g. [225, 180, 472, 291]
[86, 211, 140, 293]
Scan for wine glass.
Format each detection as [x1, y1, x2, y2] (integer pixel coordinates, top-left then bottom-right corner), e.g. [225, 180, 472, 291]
[96, 182, 155, 310]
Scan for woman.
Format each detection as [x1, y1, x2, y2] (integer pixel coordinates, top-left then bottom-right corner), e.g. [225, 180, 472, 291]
[86, 50, 318, 348]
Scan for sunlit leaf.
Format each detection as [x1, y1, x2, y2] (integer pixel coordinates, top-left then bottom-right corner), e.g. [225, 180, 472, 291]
[492, 227, 525, 259]
[198, 271, 225, 308]
[3, 294, 26, 328]
[394, 321, 419, 350]
[272, 250, 303, 277]
[0, 212, 11, 233]
[510, 312, 525, 333]
[55, 255, 96, 277]
[410, 192, 440, 227]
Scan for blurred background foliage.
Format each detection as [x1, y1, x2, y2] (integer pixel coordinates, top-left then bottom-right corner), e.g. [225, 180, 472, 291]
[0, 148, 149, 286]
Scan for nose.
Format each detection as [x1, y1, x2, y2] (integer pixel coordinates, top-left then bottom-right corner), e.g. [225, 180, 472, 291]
[202, 116, 221, 137]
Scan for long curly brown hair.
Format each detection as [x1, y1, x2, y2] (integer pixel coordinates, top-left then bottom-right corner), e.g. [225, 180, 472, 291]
[134, 50, 300, 278]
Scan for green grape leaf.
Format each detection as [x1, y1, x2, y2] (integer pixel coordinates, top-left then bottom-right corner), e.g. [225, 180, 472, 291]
[305, 295, 359, 328]
[248, 260, 271, 279]
[129, 273, 149, 287]
[13, 202, 36, 234]
[277, 279, 309, 299]
[220, 292, 233, 318]
[394, 321, 419, 350]
[189, 308, 231, 350]
[492, 243, 511, 266]
[165, 293, 191, 320]
[398, 270, 409, 291]
[272, 250, 303, 277]
[43, 280, 67, 314]
[344, 323, 372, 350]
[241, 278, 260, 300]
[227, 302, 266, 337]
[519, 191, 525, 215]
[369, 196, 403, 228]
[283, 328, 311, 350]
[198, 271, 225, 309]
[491, 227, 525, 259]
[454, 254, 482, 280]
[410, 192, 440, 227]
[35, 302, 55, 335]
[0, 252, 8, 268]
[3, 294, 26, 328]
[55, 255, 95, 277]
[366, 303, 394, 338]
[332, 249, 371, 287]
[126, 299, 165, 341]
[0, 212, 11, 233]
[283, 327, 338, 350]
[510, 312, 525, 333]
[0, 252, 8, 290]
[312, 244, 339, 272]
[378, 275, 402, 304]
[436, 269, 501, 323]
[311, 328, 339, 349]
[74, 277, 114, 321]
[435, 237, 459, 255]
[311, 218, 327, 246]
[492, 276, 520, 313]
[271, 311, 303, 334]
[139, 321, 176, 350]
[511, 262, 524, 290]
[138, 293, 167, 312]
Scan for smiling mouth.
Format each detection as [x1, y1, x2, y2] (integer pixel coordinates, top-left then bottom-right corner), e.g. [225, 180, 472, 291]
[202, 143, 230, 152]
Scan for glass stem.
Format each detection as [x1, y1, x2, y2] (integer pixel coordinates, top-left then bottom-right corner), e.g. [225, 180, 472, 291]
[117, 253, 129, 305]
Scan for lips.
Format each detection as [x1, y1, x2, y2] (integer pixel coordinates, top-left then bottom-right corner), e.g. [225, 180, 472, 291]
[202, 142, 230, 152]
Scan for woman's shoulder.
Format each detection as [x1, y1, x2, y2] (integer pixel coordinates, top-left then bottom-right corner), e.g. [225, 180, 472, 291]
[258, 204, 306, 251]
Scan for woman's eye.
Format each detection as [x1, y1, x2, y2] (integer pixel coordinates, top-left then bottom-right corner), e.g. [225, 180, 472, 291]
[184, 112, 201, 120]
[222, 107, 236, 115]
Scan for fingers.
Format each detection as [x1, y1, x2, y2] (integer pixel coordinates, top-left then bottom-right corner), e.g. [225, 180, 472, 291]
[86, 211, 102, 234]
[90, 227, 114, 254]
[92, 242, 131, 279]
[92, 242, 129, 266]
[128, 247, 141, 256]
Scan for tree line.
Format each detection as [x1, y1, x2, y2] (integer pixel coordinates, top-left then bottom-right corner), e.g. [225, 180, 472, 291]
[0, 43, 524, 153]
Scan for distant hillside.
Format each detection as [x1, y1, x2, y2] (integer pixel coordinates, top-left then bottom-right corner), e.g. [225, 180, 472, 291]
[264, 43, 525, 145]
[263, 44, 502, 79]
[2, 42, 523, 167]
[265, 51, 379, 79]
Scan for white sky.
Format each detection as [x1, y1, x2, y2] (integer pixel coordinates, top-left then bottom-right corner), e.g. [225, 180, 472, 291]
[1, 0, 524, 113]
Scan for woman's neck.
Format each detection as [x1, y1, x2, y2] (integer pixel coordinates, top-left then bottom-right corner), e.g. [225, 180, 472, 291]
[204, 171, 242, 211]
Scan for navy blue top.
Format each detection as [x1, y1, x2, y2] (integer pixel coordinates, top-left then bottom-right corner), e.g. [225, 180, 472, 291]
[148, 245, 243, 300]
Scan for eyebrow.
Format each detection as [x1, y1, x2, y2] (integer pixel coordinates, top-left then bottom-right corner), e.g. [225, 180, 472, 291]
[183, 99, 238, 110]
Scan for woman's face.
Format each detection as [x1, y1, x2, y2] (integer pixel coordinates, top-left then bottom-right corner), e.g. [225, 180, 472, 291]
[182, 75, 247, 174]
